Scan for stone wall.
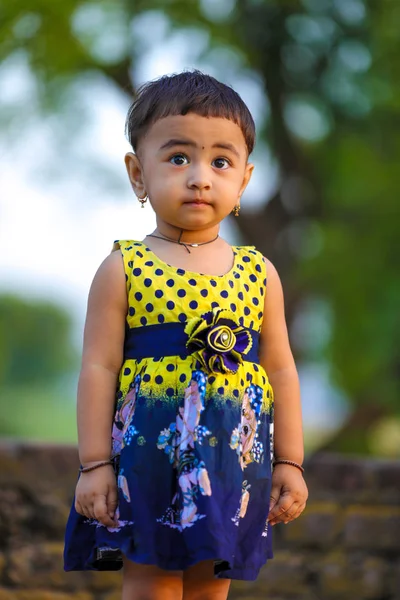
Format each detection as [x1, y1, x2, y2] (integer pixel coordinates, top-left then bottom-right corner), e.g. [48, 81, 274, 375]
[0, 443, 399, 600]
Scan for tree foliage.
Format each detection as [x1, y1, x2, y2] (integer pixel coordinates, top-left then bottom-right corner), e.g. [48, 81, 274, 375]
[1, 0, 399, 451]
[0, 295, 76, 386]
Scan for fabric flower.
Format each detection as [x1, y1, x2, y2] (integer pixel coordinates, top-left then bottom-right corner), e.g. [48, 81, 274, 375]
[185, 308, 252, 374]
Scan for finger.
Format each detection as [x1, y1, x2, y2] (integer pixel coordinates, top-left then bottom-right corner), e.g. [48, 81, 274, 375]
[282, 505, 300, 524]
[270, 508, 297, 526]
[268, 496, 295, 519]
[94, 495, 115, 528]
[273, 501, 307, 526]
[80, 497, 95, 520]
[269, 495, 279, 512]
[80, 505, 94, 520]
[269, 485, 281, 511]
[268, 497, 296, 525]
[107, 486, 118, 520]
[75, 500, 85, 517]
[284, 502, 307, 524]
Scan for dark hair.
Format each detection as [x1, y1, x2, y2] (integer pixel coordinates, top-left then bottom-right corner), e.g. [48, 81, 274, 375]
[125, 70, 255, 155]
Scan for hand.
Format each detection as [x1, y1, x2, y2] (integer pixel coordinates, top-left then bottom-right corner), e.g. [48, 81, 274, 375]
[75, 464, 118, 528]
[267, 463, 308, 526]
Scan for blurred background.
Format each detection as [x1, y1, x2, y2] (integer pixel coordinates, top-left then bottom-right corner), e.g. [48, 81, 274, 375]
[0, 0, 399, 457]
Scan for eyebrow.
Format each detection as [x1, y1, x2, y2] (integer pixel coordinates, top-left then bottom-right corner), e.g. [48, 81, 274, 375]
[159, 139, 241, 158]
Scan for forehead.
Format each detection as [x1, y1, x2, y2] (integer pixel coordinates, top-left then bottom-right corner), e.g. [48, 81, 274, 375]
[140, 113, 248, 154]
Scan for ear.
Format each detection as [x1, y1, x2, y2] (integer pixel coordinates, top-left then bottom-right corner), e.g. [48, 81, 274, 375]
[125, 152, 147, 198]
[238, 162, 255, 199]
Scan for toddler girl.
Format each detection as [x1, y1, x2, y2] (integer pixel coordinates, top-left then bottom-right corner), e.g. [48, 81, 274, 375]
[64, 70, 308, 600]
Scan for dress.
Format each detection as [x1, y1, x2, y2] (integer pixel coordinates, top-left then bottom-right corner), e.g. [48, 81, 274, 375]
[64, 239, 274, 581]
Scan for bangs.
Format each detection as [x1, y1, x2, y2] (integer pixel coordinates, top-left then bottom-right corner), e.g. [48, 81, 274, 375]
[125, 71, 255, 155]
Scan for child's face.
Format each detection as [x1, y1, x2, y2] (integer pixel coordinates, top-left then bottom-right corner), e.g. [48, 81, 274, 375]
[125, 113, 254, 232]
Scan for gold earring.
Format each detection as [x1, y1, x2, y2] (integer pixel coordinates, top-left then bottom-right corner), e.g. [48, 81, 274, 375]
[138, 195, 148, 208]
[232, 204, 240, 217]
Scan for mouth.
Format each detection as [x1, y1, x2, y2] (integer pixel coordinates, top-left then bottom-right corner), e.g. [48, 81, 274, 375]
[184, 199, 210, 205]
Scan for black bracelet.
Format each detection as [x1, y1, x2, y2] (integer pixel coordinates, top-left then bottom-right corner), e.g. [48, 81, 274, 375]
[273, 459, 304, 474]
[79, 460, 113, 473]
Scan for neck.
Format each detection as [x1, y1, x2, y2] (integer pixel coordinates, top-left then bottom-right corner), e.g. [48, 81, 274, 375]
[151, 223, 220, 245]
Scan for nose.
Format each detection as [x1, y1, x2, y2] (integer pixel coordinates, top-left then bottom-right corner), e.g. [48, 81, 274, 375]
[187, 164, 212, 191]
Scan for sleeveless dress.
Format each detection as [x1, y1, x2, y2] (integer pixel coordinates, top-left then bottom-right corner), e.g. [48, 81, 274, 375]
[64, 240, 274, 581]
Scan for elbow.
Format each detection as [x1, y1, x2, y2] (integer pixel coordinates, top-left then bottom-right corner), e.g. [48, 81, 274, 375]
[80, 360, 123, 379]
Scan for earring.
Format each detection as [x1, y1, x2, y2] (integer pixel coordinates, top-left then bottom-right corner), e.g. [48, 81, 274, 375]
[232, 204, 240, 217]
[138, 195, 148, 208]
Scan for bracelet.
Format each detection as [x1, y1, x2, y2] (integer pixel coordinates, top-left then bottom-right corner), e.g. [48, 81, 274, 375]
[79, 460, 113, 473]
[273, 459, 304, 474]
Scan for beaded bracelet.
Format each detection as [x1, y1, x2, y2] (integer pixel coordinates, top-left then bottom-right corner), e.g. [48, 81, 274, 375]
[273, 459, 304, 474]
[79, 460, 113, 473]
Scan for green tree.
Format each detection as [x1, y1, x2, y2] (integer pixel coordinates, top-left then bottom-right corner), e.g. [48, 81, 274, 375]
[0, 295, 76, 386]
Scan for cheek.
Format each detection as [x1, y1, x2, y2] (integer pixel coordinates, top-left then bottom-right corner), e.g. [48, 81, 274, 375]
[146, 167, 182, 194]
[215, 171, 245, 194]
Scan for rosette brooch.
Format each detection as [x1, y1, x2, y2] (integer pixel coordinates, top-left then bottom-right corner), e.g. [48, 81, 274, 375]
[184, 308, 253, 374]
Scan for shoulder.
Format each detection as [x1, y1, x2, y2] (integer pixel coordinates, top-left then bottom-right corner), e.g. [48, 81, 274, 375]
[98, 247, 125, 277]
[89, 250, 127, 307]
[262, 257, 281, 284]
[261, 257, 285, 314]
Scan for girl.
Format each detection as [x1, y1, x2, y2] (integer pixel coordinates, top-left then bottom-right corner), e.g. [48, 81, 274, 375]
[64, 71, 308, 600]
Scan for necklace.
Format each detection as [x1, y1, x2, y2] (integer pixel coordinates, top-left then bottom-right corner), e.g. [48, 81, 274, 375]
[147, 231, 219, 254]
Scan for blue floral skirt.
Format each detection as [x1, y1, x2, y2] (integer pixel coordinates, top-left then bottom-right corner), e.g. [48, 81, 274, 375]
[64, 367, 274, 581]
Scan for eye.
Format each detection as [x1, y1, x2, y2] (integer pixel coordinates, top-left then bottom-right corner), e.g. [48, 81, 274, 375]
[212, 157, 230, 169]
[170, 153, 189, 166]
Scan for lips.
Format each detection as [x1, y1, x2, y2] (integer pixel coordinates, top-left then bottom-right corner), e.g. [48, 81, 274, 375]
[184, 199, 210, 205]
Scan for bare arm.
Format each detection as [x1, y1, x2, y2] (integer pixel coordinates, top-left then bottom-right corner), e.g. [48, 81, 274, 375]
[77, 250, 127, 465]
[260, 258, 308, 526]
[259, 258, 304, 464]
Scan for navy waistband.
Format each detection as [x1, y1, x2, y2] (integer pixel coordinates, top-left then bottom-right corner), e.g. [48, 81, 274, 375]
[124, 322, 260, 363]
